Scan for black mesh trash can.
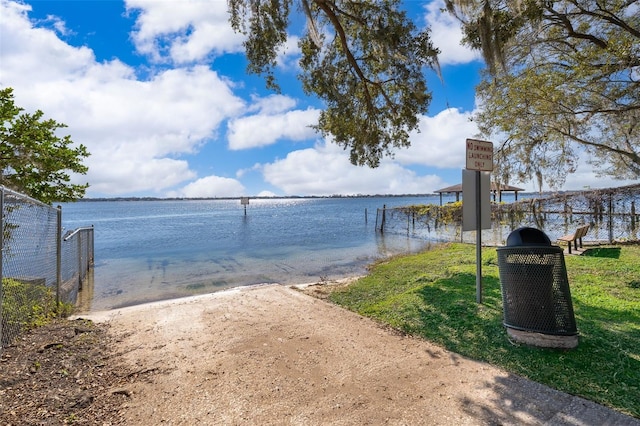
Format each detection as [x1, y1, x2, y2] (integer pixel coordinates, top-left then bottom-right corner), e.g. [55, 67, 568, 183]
[497, 227, 578, 348]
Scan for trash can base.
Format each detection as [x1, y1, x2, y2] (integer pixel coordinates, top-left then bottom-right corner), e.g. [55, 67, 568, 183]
[506, 327, 579, 349]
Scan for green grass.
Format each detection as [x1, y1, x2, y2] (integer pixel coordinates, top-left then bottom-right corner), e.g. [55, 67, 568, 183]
[328, 243, 640, 418]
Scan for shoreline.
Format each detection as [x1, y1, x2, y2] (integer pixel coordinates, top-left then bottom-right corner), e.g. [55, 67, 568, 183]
[74, 275, 361, 317]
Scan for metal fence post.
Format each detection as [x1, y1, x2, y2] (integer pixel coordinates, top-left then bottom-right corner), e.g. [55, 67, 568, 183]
[56, 205, 62, 308]
[0, 187, 4, 351]
[90, 225, 94, 265]
[77, 230, 83, 290]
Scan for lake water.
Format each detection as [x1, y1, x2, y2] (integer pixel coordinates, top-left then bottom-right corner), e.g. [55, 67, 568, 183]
[61, 196, 446, 311]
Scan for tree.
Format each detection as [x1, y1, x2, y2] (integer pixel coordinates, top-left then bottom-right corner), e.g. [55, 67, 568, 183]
[0, 88, 89, 203]
[228, 0, 440, 167]
[448, 0, 640, 189]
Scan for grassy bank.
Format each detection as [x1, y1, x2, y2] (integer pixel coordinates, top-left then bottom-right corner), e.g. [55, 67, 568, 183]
[328, 243, 640, 418]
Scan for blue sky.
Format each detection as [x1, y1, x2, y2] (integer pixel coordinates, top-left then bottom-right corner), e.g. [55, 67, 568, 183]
[1, 0, 634, 198]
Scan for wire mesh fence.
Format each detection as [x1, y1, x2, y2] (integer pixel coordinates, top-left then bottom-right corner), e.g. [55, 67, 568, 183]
[375, 183, 640, 246]
[0, 187, 93, 350]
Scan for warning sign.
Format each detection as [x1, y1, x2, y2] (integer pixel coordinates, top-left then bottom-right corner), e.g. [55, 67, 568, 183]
[466, 139, 493, 171]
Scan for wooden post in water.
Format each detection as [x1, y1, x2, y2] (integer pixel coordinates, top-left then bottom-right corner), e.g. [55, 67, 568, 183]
[381, 205, 386, 233]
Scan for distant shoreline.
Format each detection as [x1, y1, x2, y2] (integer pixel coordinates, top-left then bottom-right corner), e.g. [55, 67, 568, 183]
[69, 193, 536, 202]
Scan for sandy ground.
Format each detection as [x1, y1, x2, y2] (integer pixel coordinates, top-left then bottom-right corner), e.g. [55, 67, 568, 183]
[80, 283, 639, 425]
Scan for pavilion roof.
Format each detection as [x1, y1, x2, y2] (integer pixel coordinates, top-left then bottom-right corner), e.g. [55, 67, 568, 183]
[434, 183, 525, 194]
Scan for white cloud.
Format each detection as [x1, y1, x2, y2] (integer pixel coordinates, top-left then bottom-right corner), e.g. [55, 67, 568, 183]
[394, 108, 479, 168]
[276, 34, 301, 71]
[86, 156, 196, 195]
[0, 1, 102, 85]
[126, 0, 303, 71]
[227, 106, 319, 150]
[542, 156, 639, 193]
[506, 171, 638, 194]
[125, 0, 244, 63]
[248, 94, 297, 114]
[422, 0, 482, 66]
[261, 142, 446, 196]
[1, 1, 246, 197]
[169, 175, 246, 198]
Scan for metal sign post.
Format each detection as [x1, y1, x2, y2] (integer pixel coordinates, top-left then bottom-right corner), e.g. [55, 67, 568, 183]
[475, 170, 482, 304]
[241, 197, 249, 216]
[463, 138, 493, 303]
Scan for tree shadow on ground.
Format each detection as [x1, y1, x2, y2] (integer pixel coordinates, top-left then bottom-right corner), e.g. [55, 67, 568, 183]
[409, 272, 639, 422]
[458, 372, 639, 425]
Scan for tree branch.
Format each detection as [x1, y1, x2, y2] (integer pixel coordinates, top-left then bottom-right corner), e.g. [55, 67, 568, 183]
[551, 126, 640, 166]
[544, 9, 608, 49]
[314, 0, 376, 115]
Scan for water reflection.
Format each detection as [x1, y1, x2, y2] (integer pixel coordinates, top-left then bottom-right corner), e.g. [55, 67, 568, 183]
[64, 197, 446, 311]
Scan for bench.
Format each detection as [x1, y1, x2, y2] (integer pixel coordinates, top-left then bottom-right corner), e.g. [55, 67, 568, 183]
[557, 224, 590, 254]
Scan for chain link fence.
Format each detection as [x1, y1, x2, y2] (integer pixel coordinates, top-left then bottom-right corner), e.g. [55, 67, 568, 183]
[376, 183, 640, 245]
[0, 187, 93, 350]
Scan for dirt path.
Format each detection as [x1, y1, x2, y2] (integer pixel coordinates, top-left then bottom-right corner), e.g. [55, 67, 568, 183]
[81, 284, 638, 425]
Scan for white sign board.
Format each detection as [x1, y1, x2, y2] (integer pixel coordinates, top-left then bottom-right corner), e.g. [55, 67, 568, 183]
[466, 138, 494, 171]
[241, 197, 249, 205]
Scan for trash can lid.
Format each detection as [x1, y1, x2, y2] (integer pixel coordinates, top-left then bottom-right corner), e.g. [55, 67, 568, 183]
[506, 227, 551, 246]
